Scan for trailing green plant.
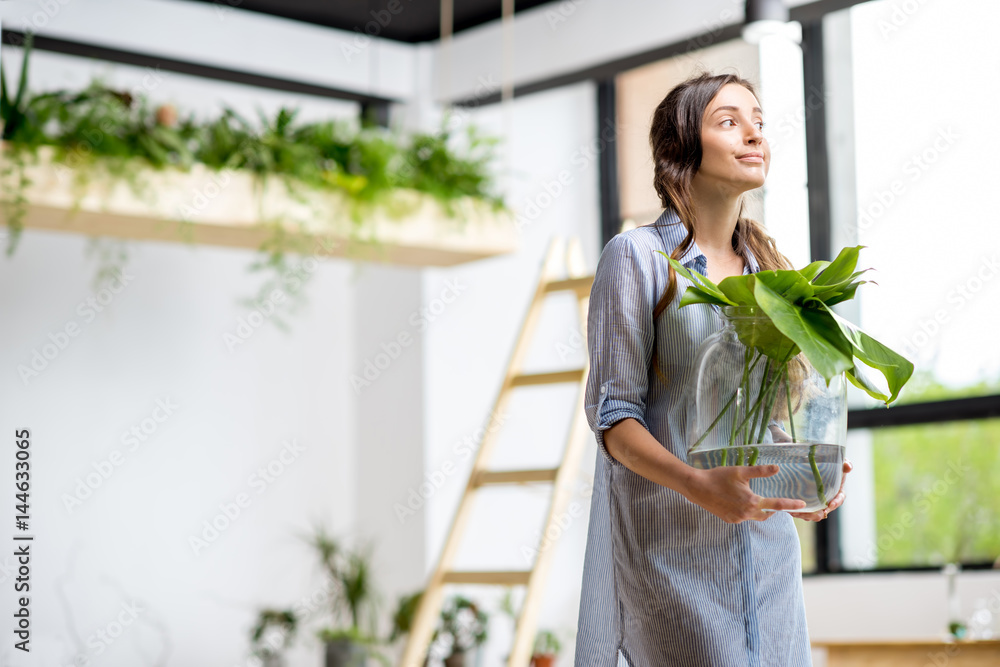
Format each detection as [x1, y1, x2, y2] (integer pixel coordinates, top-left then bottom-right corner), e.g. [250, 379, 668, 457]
[660, 245, 915, 495]
[1, 32, 508, 318]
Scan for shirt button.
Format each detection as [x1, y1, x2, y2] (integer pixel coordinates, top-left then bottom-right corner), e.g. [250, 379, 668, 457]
[600, 386, 606, 393]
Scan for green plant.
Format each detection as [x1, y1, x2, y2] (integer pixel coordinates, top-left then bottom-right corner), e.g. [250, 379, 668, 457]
[0, 32, 509, 320]
[250, 607, 298, 658]
[438, 595, 488, 657]
[304, 526, 394, 667]
[532, 629, 561, 655]
[661, 245, 914, 496]
[389, 590, 423, 643]
[307, 527, 381, 643]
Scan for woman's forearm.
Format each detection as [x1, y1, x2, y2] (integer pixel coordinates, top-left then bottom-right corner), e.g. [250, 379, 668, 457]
[604, 417, 804, 521]
[603, 418, 697, 498]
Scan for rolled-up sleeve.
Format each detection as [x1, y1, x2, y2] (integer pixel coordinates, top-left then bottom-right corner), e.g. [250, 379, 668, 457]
[585, 233, 657, 466]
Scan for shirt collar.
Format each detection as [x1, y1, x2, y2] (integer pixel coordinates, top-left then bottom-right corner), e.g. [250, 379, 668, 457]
[649, 207, 761, 276]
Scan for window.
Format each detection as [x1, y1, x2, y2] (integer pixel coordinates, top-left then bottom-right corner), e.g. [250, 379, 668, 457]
[826, 0, 1000, 571]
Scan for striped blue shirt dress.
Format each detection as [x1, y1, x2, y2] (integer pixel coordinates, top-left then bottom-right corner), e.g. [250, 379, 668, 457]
[574, 207, 812, 667]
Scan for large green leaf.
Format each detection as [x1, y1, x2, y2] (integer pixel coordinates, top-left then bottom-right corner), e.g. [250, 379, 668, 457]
[799, 260, 831, 282]
[822, 280, 868, 306]
[730, 314, 796, 359]
[845, 360, 891, 403]
[753, 279, 854, 379]
[717, 273, 758, 307]
[812, 269, 872, 302]
[813, 245, 864, 286]
[658, 251, 736, 306]
[819, 304, 915, 404]
[756, 269, 815, 304]
[679, 289, 733, 308]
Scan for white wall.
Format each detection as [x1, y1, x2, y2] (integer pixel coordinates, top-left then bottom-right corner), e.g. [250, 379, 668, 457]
[0, 229, 357, 666]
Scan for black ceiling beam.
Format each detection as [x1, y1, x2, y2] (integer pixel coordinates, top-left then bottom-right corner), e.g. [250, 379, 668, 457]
[0, 28, 397, 108]
[177, 0, 558, 44]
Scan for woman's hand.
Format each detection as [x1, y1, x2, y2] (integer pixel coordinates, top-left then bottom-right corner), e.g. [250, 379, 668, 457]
[681, 465, 807, 524]
[789, 458, 854, 522]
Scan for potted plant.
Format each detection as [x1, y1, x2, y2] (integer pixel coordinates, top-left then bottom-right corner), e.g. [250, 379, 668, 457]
[249, 608, 298, 667]
[392, 591, 488, 667]
[307, 527, 383, 667]
[437, 595, 488, 667]
[661, 245, 914, 509]
[530, 629, 561, 667]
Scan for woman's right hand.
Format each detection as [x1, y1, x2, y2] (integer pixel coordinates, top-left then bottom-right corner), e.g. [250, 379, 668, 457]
[681, 465, 807, 523]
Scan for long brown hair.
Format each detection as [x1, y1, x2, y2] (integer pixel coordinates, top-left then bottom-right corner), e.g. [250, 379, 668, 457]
[648, 71, 793, 383]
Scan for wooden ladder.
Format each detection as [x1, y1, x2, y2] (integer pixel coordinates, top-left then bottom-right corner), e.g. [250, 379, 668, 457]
[400, 236, 594, 667]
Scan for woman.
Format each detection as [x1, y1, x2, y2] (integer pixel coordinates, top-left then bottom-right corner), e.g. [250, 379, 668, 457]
[575, 72, 852, 666]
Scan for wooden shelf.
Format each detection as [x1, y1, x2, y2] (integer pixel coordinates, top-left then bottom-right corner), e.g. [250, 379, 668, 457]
[812, 639, 1000, 667]
[0, 144, 518, 267]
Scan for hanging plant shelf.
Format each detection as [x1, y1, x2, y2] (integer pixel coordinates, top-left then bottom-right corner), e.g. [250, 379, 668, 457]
[0, 143, 518, 267]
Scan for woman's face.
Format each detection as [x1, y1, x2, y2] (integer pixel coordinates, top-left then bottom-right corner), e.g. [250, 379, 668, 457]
[694, 83, 769, 196]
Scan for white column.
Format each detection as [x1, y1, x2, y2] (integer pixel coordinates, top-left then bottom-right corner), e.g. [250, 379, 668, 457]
[352, 263, 429, 622]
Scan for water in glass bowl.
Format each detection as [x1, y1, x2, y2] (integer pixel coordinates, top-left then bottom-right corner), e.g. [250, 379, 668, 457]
[688, 443, 844, 513]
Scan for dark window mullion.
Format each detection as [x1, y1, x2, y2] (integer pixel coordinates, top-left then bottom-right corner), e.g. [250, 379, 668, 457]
[597, 78, 621, 248]
[800, 16, 842, 573]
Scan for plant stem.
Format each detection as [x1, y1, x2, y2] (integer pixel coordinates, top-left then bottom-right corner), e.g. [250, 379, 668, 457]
[730, 359, 783, 447]
[809, 444, 827, 506]
[729, 388, 742, 455]
[692, 351, 763, 453]
[755, 366, 784, 445]
[784, 364, 797, 443]
[694, 388, 739, 454]
[730, 346, 753, 454]
[748, 357, 774, 444]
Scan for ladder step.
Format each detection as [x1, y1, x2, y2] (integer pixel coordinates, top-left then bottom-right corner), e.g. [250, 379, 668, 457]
[510, 368, 585, 387]
[474, 468, 559, 486]
[543, 276, 594, 295]
[442, 570, 532, 586]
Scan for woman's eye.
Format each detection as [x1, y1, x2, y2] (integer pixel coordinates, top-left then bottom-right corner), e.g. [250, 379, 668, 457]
[722, 118, 766, 130]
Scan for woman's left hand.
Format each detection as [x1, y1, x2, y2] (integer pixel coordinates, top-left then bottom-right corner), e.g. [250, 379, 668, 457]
[790, 458, 853, 522]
